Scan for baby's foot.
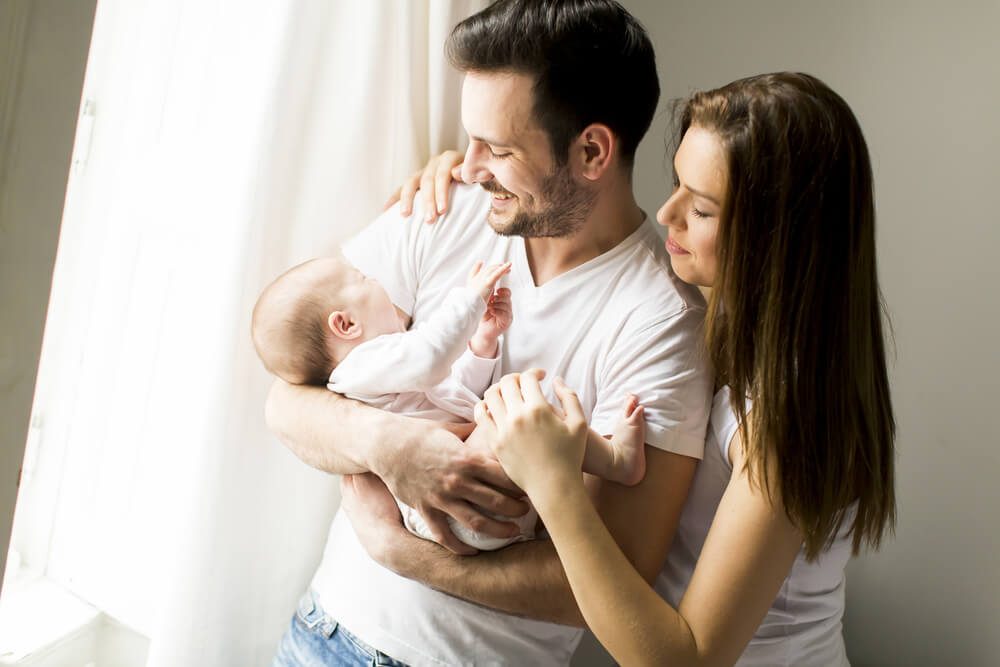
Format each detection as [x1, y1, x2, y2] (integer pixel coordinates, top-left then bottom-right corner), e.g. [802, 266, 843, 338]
[610, 394, 646, 486]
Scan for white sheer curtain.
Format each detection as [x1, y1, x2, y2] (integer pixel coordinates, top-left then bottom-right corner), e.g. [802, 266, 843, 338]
[29, 1, 485, 665]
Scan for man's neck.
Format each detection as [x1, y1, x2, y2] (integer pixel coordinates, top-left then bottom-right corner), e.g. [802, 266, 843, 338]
[524, 185, 644, 286]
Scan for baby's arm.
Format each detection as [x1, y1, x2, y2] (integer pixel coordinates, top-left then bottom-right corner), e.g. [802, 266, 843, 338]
[466, 261, 512, 359]
[582, 394, 647, 487]
[469, 287, 512, 358]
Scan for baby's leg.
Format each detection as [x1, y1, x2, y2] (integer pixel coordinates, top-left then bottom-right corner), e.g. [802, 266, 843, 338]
[582, 394, 646, 486]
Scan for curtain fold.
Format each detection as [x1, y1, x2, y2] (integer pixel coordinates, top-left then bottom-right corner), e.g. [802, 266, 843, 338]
[131, 2, 486, 664]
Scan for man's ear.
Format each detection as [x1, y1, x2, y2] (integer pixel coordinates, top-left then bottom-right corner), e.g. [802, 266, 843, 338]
[327, 311, 363, 340]
[574, 123, 616, 181]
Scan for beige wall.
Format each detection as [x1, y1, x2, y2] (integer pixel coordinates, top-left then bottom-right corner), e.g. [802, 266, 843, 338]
[621, 1, 1000, 664]
[0, 0, 97, 588]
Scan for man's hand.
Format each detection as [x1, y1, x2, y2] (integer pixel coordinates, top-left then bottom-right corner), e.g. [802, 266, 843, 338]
[341, 473, 415, 564]
[373, 419, 530, 555]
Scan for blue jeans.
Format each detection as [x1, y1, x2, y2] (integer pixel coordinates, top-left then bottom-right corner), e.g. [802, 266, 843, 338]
[272, 589, 409, 666]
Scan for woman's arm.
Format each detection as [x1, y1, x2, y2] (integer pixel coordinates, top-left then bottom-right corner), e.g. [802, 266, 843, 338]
[483, 371, 803, 667]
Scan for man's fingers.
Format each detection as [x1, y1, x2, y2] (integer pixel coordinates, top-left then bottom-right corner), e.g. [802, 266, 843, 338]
[450, 501, 524, 539]
[465, 447, 522, 494]
[421, 509, 477, 555]
[451, 164, 464, 181]
[461, 483, 530, 520]
[554, 377, 586, 428]
[441, 420, 475, 441]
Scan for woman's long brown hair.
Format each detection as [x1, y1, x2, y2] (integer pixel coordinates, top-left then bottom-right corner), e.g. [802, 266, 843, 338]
[680, 73, 896, 560]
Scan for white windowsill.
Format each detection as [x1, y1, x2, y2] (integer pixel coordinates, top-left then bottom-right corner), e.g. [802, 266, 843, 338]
[0, 576, 148, 667]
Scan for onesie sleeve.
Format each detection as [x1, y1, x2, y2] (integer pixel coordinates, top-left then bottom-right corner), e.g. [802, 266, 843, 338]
[327, 286, 486, 397]
[447, 345, 501, 396]
[589, 305, 712, 460]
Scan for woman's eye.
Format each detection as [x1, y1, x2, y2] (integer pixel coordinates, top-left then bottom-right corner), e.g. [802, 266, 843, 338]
[489, 148, 512, 159]
[691, 207, 708, 218]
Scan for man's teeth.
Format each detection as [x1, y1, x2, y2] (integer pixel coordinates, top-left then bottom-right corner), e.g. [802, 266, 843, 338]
[494, 193, 513, 200]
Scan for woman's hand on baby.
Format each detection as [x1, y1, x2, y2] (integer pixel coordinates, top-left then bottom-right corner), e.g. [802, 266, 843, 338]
[475, 370, 589, 498]
[383, 150, 465, 221]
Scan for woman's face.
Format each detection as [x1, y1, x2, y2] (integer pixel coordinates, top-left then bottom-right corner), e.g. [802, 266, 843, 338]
[656, 126, 727, 288]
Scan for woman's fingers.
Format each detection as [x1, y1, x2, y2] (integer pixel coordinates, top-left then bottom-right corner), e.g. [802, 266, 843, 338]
[383, 188, 402, 211]
[435, 151, 463, 214]
[484, 384, 508, 424]
[474, 399, 496, 433]
[498, 373, 525, 412]
[397, 168, 423, 216]
[518, 369, 548, 406]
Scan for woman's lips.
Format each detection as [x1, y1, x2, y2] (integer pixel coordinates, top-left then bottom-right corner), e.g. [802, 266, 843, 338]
[666, 236, 690, 255]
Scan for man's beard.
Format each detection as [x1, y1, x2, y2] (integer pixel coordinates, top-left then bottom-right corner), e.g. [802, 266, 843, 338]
[482, 165, 596, 239]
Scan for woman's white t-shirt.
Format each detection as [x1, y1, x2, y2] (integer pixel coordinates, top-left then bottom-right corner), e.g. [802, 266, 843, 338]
[656, 386, 855, 667]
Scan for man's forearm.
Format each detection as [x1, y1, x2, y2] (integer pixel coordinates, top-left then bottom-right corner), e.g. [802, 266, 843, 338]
[387, 533, 586, 627]
[265, 378, 408, 475]
[376, 449, 696, 627]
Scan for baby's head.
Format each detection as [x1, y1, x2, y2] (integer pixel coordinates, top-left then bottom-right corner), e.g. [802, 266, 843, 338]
[251, 256, 403, 385]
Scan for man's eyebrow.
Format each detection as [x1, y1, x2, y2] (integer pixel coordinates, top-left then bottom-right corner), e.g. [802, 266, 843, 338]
[470, 134, 515, 150]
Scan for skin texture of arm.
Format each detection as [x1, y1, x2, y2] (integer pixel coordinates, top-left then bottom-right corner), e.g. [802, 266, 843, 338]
[265, 378, 528, 553]
[479, 374, 806, 666]
[342, 440, 698, 626]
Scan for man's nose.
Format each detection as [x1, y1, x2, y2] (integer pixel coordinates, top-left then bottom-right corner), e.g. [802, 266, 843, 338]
[460, 143, 492, 184]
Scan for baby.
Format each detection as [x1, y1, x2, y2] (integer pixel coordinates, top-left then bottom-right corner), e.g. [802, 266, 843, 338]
[252, 256, 646, 551]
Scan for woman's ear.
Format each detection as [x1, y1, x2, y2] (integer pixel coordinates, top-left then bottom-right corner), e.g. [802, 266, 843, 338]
[575, 123, 615, 181]
[327, 311, 363, 340]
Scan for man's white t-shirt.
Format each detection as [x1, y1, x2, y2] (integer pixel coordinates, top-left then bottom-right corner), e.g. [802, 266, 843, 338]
[311, 184, 712, 667]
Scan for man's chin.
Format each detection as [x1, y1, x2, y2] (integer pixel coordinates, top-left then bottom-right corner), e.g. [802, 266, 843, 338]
[486, 210, 517, 236]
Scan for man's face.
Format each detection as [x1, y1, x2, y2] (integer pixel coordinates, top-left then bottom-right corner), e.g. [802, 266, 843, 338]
[459, 72, 595, 238]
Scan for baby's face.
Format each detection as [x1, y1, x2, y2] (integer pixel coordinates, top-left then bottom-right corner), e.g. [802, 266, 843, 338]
[335, 263, 404, 340]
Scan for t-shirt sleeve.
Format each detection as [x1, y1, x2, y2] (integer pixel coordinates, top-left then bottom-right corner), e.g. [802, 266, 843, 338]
[340, 201, 428, 317]
[589, 305, 712, 460]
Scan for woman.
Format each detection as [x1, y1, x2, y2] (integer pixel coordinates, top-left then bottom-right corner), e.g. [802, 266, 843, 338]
[391, 72, 896, 666]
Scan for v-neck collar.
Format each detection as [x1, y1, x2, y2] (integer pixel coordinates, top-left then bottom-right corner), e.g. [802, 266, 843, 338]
[509, 217, 650, 297]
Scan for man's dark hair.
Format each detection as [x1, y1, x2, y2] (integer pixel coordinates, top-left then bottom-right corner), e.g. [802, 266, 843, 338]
[447, 0, 659, 167]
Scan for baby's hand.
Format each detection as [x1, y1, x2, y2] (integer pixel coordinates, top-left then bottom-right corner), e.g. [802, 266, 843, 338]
[467, 261, 512, 302]
[470, 288, 512, 358]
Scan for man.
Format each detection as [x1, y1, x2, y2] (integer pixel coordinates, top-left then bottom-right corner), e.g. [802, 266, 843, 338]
[267, 1, 712, 664]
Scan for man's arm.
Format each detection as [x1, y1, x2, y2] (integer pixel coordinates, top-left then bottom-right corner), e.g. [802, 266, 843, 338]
[265, 378, 528, 551]
[346, 444, 697, 626]
[266, 377, 411, 475]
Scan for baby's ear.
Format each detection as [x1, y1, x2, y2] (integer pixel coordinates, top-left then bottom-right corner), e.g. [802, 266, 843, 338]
[327, 311, 363, 340]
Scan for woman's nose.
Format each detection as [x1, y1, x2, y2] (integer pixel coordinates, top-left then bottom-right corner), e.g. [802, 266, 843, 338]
[656, 194, 685, 229]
